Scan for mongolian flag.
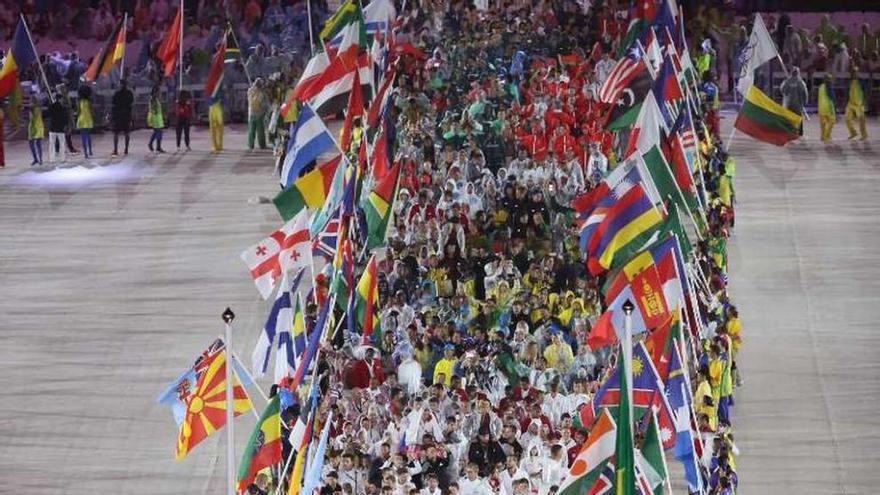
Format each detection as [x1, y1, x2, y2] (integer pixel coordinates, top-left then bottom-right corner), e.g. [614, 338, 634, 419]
[174, 341, 254, 460]
[362, 161, 400, 250]
[237, 395, 282, 492]
[0, 19, 38, 98]
[204, 32, 227, 99]
[157, 6, 182, 78]
[84, 18, 126, 82]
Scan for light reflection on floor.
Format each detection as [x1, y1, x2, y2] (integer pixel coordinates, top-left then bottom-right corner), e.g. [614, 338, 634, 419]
[10, 160, 145, 189]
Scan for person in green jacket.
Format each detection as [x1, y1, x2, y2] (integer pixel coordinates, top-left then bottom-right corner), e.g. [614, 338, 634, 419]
[28, 93, 44, 166]
[246, 78, 268, 150]
[817, 74, 836, 141]
[76, 86, 94, 158]
[147, 86, 166, 153]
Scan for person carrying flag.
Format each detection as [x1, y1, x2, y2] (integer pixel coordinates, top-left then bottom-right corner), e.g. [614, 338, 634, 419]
[247, 77, 269, 150]
[111, 79, 133, 157]
[27, 91, 44, 166]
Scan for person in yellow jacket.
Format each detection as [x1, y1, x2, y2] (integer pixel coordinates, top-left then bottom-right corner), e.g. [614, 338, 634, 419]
[208, 92, 224, 152]
[28, 94, 45, 166]
[76, 86, 94, 158]
[845, 67, 868, 140]
[432, 344, 457, 387]
[543, 330, 574, 373]
[817, 75, 837, 141]
[147, 86, 166, 153]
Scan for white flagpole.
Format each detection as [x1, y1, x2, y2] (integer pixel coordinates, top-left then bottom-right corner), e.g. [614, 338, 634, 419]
[307, 0, 315, 56]
[222, 308, 237, 495]
[622, 300, 635, 424]
[19, 14, 54, 103]
[120, 13, 128, 78]
[227, 22, 252, 84]
[178, 0, 184, 92]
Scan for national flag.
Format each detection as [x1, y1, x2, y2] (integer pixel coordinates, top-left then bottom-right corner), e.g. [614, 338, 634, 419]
[252, 270, 297, 379]
[353, 255, 381, 344]
[603, 234, 684, 314]
[240, 210, 312, 299]
[157, 7, 182, 78]
[737, 14, 780, 96]
[0, 19, 38, 98]
[237, 395, 282, 492]
[585, 184, 663, 275]
[312, 208, 342, 268]
[287, 443, 309, 495]
[340, 69, 365, 150]
[641, 27, 663, 77]
[626, 91, 665, 157]
[734, 85, 802, 146]
[587, 284, 648, 352]
[618, 0, 657, 57]
[174, 341, 254, 460]
[273, 156, 341, 221]
[329, 230, 355, 312]
[308, 53, 373, 117]
[281, 103, 343, 187]
[640, 411, 669, 495]
[651, 52, 684, 129]
[663, 110, 701, 212]
[291, 50, 332, 102]
[204, 33, 226, 99]
[320, 0, 360, 48]
[299, 412, 334, 495]
[557, 409, 617, 495]
[363, 0, 397, 39]
[84, 18, 126, 82]
[328, 3, 369, 68]
[366, 68, 395, 136]
[651, 201, 692, 259]
[289, 295, 332, 390]
[277, 289, 309, 383]
[157, 338, 254, 427]
[667, 340, 704, 493]
[224, 28, 240, 64]
[310, 159, 353, 237]
[598, 48, 647, 104]
[362, 161, 401, 250]
[613, 343, 635, 495]
[605, 62, 652, 131]
[641, 310, 678, 382]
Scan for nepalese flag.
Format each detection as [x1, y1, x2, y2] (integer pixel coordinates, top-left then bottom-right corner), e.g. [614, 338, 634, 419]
[240, 209, 313, 300]
[281, 103, 343, 188]
[0, 19, 38, 98]
[651, 52, 684, 130]
[588, 342, 677, 450]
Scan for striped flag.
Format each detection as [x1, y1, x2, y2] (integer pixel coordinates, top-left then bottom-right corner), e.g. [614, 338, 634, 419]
[352, 255, 381, 344]
[362, 161, 400, 250]
[224, 28, 240, 64]
[0, 19, 38, 98]
[281, 103, 343, 187]
[84, 17, 126, 82]
[237, 395, 282, 492]
[204, 32, 226, 99]
[597, 49, 647, 104]
[156, 7, 182, 77]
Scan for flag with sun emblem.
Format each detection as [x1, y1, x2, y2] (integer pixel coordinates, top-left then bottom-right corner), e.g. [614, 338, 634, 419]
[583, 342, 677, 450]
[173, 340, 254, 460]
[237, 395, 282, 491]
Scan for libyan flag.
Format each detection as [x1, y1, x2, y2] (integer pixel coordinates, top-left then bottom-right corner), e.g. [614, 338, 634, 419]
[237, 395, 282, 492]
[734, 85, 802, 146]
[606, 69, 652, 131]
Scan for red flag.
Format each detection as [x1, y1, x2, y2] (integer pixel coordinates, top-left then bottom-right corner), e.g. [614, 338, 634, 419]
[157, 7, 182, 78]
[587, 311, 616, 351]
[340, 69, 364, 150]
[204, 34, 226, 98]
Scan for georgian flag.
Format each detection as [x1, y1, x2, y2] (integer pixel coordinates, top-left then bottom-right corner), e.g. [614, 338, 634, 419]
[240, 210, 313, 299]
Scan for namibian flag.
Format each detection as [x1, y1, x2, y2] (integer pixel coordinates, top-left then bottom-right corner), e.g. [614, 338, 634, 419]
[273, 157, 341, 221]
[204, 32, 226, 99]
[0, 19, 38, 98]
[586, 183, 663, 275]
[362, 160, 400, 250]
[735, 85, 802, 146]
[84, 18, 126, 82]
[236, 395, 282, 492]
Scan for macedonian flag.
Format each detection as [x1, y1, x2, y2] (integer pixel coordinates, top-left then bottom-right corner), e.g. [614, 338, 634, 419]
[175, 347, 253, 460]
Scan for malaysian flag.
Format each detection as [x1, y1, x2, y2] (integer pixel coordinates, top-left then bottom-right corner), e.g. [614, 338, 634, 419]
[597, 45, 648, 104]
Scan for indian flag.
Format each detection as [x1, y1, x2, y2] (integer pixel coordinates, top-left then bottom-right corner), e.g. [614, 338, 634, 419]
[236, 395, 282, 492]
[362, 161, 400, 250]
[734, 85, 802, 146]
[558, 409, 617, 495]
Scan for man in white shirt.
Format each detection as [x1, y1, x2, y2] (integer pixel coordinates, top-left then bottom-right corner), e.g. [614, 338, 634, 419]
[499, 455, 528, 495]
[420, 473, 443, 495]
[338, 453, 366, 495]
[459, 463, 492, 495]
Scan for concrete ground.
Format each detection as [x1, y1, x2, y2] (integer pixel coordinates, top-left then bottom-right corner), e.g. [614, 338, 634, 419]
[0, 118, 878, 494]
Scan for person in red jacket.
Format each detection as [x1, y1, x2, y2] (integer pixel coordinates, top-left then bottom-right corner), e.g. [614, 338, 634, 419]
[345, 347, 385, 389]
[175, 90, 193, 151]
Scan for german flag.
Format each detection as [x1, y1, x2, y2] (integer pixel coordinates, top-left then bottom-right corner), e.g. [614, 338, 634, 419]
[734, 85, 802, 146]
[236, 395, 282, 492]
[84, 18, 126, 82]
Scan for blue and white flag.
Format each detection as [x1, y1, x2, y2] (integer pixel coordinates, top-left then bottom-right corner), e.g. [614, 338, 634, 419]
[281, 103, 342, 187]
[251, 269, 306, 380]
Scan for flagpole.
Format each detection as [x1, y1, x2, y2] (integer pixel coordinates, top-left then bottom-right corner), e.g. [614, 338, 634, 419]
[222, 308, 237, 495]
[178, 0, 184, 93]
[306, 0, 315, 56]
[120, 13, 128, 79]
[622, 300, 635, 426]
[227, 21, 252, 84]
[19, 14, 54, 103]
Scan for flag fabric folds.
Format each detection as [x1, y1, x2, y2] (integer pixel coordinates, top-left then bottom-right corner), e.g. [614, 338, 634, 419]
[174, 340, 254, 460]
[362, 161, 401, 250]
[613, 343, 635, 495]
[84, 18, 126, 82]
[240, 210, 312, 299]
[737, 14, 780, 96]
[237, 395, 282, 492]
[0, 19, 38, 98]
[157, 7, 182, 78]
[353, 255, 381, 344]
[734, 85, 803, 146]
[204, 33, 227, 98]
[281, 103, 343, 187]
[557, 409, 617, 495]
[273, 157, 341, 221]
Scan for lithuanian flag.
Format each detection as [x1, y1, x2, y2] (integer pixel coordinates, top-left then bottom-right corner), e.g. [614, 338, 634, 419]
[353, 255, 381, 345]
[734, 85, 802, 146]
[237, 395, 282, 492]
[0, 19, 38, 98]
[362, 161, 400, 250]
[273, 157, 342, 221]
[84, 18, 126, 82]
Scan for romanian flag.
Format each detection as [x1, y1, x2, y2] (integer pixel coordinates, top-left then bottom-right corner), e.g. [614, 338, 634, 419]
[237, 395, 282, 492]
[586, 183, 663, 275]
[204, 32, 226, 99]
[0, 19, 38, 99]
[362, 161, 400, 250]
[353, 255, 381, 344]
[157, 7, 182, 78]
[175, 344, 253, 460]
[84, 18, 126, 82]
[734, 85, 802, 146]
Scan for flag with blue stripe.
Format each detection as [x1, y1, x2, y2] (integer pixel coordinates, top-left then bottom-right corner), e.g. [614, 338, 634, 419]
[281, 103, 341, 187]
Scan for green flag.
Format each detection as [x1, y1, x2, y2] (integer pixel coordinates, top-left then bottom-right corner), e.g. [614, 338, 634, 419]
[614, 346, 635, 495]
[640, 411, 669, 495]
